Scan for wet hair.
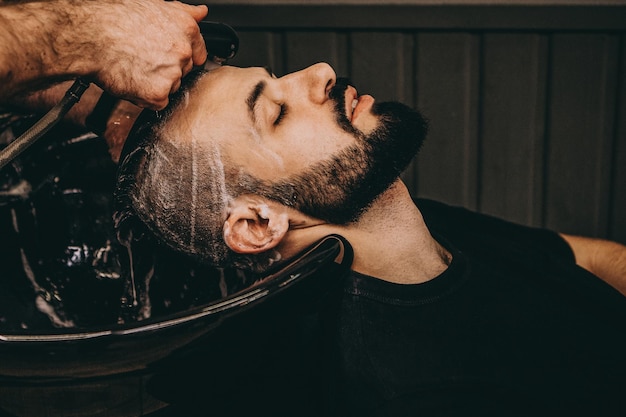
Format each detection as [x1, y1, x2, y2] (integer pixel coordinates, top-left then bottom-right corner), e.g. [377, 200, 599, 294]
[114, 69, 279, 272]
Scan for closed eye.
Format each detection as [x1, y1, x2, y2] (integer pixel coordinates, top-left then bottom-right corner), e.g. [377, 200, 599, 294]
[274, 104, 287, 126]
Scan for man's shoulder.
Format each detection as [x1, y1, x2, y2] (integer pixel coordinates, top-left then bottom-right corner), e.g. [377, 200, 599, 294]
[414, 197, 574, 264]
[414, 197, 626, 316]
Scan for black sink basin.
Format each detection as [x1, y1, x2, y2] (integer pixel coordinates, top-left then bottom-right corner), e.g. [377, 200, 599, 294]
[0, 121, 351, 417]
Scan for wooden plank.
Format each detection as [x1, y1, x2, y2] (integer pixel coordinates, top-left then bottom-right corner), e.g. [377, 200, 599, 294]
[479, 34, 548, 227]
[414, 33, 480, 210]
[609, 35, 626, 245]
[349, 32, 418, 192]
[349, 32, 414, 102]
[544, 33, 619, 237]
[228, 31, 284, 73]
[207, 5, 626, 31]
[283, 32, 348, 75]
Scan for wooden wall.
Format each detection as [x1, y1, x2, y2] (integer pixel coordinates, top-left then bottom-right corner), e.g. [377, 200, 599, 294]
[205, 2, 626, 244]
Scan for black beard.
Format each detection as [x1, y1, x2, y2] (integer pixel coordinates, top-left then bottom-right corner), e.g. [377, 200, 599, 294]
[231, 79, 429, 224]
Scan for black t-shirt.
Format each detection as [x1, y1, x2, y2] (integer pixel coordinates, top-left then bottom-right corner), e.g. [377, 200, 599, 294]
[140, 198, 626, 417]
[333, 199, 626, 416]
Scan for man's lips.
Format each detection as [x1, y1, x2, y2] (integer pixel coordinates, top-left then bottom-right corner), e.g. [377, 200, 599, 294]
[345, 85, 374, 123]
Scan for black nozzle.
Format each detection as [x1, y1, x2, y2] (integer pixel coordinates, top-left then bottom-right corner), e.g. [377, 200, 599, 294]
[199, 21, 239, 63]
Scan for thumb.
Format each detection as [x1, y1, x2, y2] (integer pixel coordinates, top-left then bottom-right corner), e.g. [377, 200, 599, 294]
[173, 3, 209, 22]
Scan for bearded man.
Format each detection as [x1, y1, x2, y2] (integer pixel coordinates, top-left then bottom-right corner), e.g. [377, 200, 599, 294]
[112, 63, 626, 416]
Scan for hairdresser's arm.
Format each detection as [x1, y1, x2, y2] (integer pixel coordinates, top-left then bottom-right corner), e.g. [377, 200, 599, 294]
[560, 233, 626, 296]
[0, 0, 207, 110]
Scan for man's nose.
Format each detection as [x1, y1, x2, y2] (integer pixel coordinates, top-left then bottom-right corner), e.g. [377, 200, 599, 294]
[302, 62, 336, 104]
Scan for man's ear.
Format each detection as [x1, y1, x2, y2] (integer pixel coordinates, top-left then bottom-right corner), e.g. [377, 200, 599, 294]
[223, 195, 290, 254]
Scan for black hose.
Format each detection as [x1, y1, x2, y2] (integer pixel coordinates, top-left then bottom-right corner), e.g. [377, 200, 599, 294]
[0, 78, 90, 170]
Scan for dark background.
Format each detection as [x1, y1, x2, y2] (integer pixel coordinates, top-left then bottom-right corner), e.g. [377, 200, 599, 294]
[2, 2, 626, 417]
[202, 0, 626, 244]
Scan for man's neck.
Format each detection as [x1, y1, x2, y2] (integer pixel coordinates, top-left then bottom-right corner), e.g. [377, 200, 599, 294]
[341, 180, 451, 284]
[286, 180, 451, 284]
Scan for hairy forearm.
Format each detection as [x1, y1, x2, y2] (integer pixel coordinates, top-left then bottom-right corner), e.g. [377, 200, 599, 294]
[560, 233, 626, 296]
[1, 0, 208, 109]
[0, 0, 99, 102]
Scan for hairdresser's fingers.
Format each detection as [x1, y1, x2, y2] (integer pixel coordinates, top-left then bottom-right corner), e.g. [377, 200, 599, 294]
[190, 27, 208, 66]
[132, 93, 168, 111]
[170, 78, 182, 95]
[89, 0, 209, 109]
[170, 2, 208, 22]
[145, 96, 169, 111]
[170, 2, 208, 66]
[135, 72, 177, 110]
[182, 58, 195, 78]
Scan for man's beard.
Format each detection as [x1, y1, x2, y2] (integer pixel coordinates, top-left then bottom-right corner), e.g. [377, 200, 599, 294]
[231, 78, 429, 224]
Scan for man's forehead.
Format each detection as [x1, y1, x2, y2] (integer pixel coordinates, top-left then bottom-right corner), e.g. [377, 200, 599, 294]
[173, 66, 265, 119]
[162, 67, 263, 145]
[195, 65, 268, 94]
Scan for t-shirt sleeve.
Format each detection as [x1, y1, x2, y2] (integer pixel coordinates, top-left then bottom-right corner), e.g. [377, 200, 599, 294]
[415, 198, 575, 265]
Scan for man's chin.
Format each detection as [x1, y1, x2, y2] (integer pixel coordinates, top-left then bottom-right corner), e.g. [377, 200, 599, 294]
[352, 115, 379, 136]
[371, 101, 429, 153]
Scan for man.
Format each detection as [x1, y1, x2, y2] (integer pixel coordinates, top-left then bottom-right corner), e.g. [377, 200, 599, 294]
[114, 63, 626, 416]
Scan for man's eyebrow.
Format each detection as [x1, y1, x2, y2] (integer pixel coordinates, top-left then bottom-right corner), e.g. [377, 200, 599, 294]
[246, 80, 266, 124]
[245, 67, 275, 124]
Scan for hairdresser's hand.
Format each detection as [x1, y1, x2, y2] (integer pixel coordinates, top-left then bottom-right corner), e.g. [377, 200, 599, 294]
[89, 0, 208, 110]
[0, 0, 207, 110]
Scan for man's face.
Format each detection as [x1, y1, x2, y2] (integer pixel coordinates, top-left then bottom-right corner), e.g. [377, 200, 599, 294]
[166, 63, 427, 224]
